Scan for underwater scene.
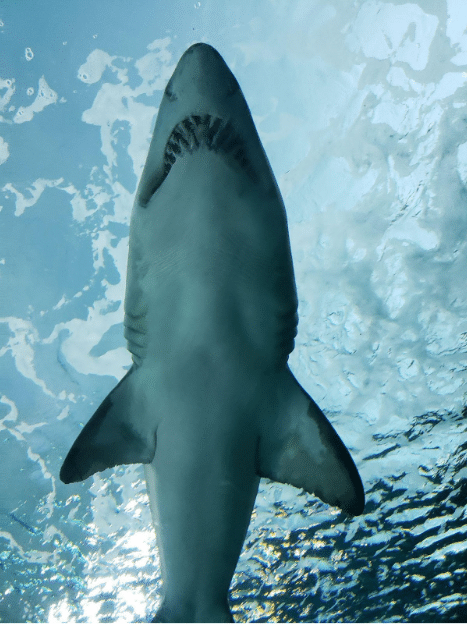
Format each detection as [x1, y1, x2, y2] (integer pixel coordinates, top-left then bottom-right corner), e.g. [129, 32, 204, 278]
[1, 1, 466, 622]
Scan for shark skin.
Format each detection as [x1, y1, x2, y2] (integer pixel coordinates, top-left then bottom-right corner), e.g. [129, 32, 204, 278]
[60, 43, 365, 623]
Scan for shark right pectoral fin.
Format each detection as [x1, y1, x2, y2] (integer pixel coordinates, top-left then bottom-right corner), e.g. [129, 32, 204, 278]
[257, 368, 365, 516]
[60, 366, 157, 484]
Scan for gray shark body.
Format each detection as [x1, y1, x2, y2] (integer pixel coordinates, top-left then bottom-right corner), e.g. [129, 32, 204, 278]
[60, 43, 364, 623]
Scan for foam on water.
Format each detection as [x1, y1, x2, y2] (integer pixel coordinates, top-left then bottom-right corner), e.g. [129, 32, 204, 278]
[1, 1, 466, 621]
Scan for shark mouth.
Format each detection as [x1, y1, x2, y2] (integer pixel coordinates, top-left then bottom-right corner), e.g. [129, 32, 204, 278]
[161, 114, 257, 186]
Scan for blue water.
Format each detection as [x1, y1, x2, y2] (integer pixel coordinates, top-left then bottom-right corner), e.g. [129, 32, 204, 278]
[1, 1, 466, 622]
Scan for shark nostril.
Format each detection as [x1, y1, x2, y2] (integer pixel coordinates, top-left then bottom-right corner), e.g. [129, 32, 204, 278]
[164, 80, 177, 102]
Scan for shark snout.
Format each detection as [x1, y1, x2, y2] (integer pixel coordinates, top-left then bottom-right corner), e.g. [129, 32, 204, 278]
[136, 42, 279, 206]
[166, 43, 240, 107]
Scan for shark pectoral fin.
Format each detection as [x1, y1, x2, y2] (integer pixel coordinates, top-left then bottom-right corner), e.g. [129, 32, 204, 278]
[257, 368, 365, 516]
[60, 366, 157, 484]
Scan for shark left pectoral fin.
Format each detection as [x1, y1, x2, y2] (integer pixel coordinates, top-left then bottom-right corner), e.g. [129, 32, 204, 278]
[60, 366, 157, 484]
[257, 368, 365, 516]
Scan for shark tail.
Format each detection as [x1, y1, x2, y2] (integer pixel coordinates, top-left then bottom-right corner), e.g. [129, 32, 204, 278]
[257, 367, 365, 515]
[60, 366, 157, 484]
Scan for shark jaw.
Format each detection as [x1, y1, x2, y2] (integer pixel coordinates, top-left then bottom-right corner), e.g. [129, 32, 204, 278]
[136, 43, 280, 205]
[60, 43, 365, 623]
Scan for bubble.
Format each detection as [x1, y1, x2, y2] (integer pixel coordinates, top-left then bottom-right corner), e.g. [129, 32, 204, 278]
[25, 47, 34, 61]
[27, 87, 34, 96]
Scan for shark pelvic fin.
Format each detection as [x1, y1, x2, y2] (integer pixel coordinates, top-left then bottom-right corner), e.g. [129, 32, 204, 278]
[257, 368, 365, 516]
[60, 366, 157, 484]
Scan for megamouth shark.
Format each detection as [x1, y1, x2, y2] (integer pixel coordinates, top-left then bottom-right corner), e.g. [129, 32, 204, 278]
[60, 43, 365, 623]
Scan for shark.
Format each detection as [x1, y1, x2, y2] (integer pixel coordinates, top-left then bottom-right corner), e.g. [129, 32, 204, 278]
[60, 43, 365, 623]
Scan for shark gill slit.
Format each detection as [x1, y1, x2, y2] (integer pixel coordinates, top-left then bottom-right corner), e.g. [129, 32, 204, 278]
[124, 312, 148, 366]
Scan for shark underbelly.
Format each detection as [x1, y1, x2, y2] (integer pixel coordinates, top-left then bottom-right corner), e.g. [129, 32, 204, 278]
[124, 147, 298, 371]
[145, 411, 260, 606]
[125, 256, 297, 373]
[59, 43, 365, 624]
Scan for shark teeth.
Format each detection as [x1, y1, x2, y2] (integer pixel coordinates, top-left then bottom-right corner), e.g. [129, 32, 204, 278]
[162, 114, 256, 183]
